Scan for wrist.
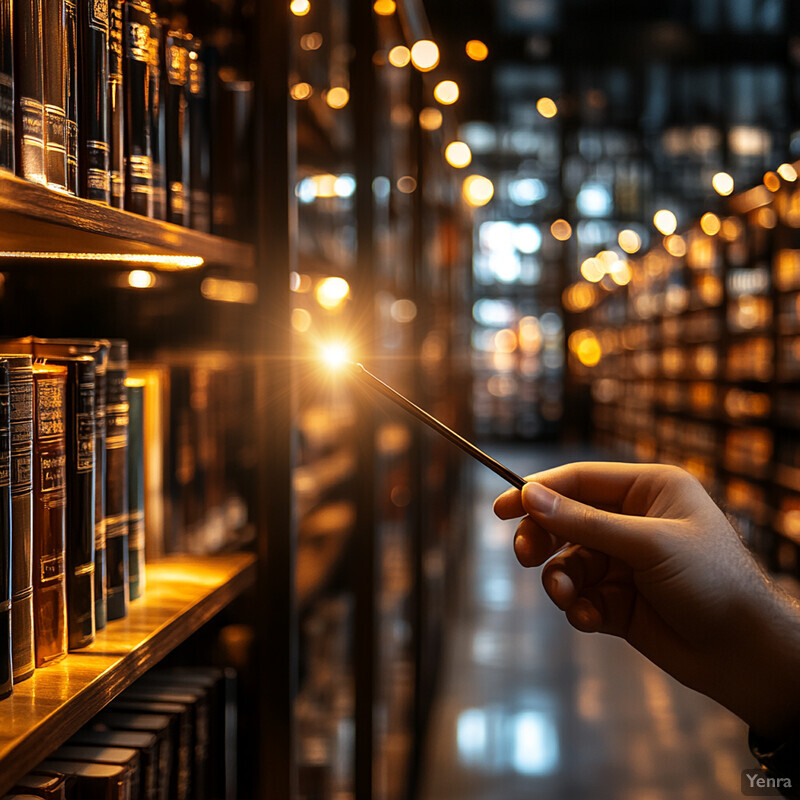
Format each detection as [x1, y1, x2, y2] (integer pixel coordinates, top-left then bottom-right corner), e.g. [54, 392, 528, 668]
[724, 581, 800, 740]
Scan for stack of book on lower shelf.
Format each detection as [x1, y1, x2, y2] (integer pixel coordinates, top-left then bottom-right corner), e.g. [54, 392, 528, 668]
[0, 0, 254, 238]
[0, 338, 253, 700]
[5, 665, 237, 800]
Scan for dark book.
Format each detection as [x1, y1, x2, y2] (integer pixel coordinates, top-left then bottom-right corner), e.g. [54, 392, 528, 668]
[105, 340, 128, 620]
[42, 0, 68, 191]
[0, 0, 13, 172]
[12, 0, 46, 184]
[13, 771, 68, 799]
[0, 360, 12, 698]
[78, 0, 111, 203]
[148, 15, 165, 219]
[2, 354, 34, 682]
[108, 0, 124, 207]
[121, 685, 207, 800]
[33, 340, 108, 630]
[122, 0, 153, 217]
[188, 39, 209, 233]
[65, 0, 79, 194]
[69, 729, 158, 800]
[125, 378, 144, 600]
[108, 699, 189, 800]
[35, 761, 130, 800]
[91, 712, 172, 800]
[32, 362, 67, 667]
[144, 667, 235, 800]
[49, 745, 140, 800]
[162, 27, 191, 226]
[38, 355, 96, 650]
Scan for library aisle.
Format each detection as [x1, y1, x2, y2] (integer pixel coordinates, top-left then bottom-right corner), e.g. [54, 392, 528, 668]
[417, 445, 753, 800]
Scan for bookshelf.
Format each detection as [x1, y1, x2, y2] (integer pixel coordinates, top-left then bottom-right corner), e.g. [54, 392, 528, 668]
[0, 552, 256, 795]
[0, 172, 254, 269]
[579, 160, 800, 576]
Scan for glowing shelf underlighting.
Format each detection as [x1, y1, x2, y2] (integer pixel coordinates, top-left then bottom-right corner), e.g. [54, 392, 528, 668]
[0, 251, 205, 269]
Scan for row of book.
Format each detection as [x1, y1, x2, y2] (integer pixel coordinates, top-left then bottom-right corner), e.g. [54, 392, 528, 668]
[0, 337, 145, 698]
[6, 665, 236, 800]
[0, 0, 254, 237]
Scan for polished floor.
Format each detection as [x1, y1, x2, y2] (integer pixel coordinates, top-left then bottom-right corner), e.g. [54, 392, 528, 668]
[418, 445, 753, 800]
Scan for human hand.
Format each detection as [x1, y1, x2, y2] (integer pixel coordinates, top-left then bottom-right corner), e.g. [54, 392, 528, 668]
[493, 462, 800, 740]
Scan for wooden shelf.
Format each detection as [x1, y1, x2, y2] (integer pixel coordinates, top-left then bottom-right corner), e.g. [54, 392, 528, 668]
[0, 172, 254, 270]
[0, 551, 256, 794]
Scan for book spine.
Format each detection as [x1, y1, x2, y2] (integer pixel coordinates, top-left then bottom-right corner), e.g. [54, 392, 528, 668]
[105, 343, 128, 620]
[0, 0, 13, 172]
[66, 358, 96, 650]
[123, 0, 152, 216]
[126, 380, 144, 600]
[8, 357, 33, 682]
[79, 0, 110, 203]
[32, 367, 67, 667]
[94, 361, 107, 629]
[148, 15, 165, 219]
[188, 40, 209, 233]
[164, 28, 189, 226]
[0, 362, 12, 699]
[12, 0, 46, 183]
[42, 0, 68, 191]
[65, 0, 79, 194]
[108, 0, 124, 207]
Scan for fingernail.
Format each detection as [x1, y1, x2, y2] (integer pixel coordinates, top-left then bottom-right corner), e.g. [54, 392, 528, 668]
[521, 482, 557, 515]
[548, 570, 570, 596]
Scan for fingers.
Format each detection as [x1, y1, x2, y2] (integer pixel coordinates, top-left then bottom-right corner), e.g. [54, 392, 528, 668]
[519, 481, 660, 565]
[513, 516, 562, 568]
[541, 545, 635, 638]
[493, 461, 686, 520]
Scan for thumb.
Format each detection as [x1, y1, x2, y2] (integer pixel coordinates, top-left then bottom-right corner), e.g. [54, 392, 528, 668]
[521, 481, 659, 565]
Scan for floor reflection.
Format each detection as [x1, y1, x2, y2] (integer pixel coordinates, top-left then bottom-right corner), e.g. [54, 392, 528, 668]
[417, 445, 753, 800]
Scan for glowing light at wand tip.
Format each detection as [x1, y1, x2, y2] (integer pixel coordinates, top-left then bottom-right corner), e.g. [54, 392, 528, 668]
[321, 344, 351, 369]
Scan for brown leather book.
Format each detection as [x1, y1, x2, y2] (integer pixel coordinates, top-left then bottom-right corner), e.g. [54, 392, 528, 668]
[14, 771, 68, 800]
[0, 354, 35, 682]
[32, 363, 68, 667]
[35, 761, 130, 800]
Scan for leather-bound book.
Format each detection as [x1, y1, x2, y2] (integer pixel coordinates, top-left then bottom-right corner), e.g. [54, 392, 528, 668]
[121, 684, 208, 800]
[125, 378, 144, 600]
[127, 365, 165, 562]
[35, 339, 109, 630]
[148, 15, 165, 219]
[13, 771, 67, 799]
[12, 0, 46, 183]
[78, 0, 111, 203]
[91, 711, 172, 800]
[69, 729, 159, 800]
[122, 0, 153, 217]
[65, 0, 79, 194]
[108, 699, 189, 800]
[108, 0, 124, 207]
[0, 0, 13, 172]
[38, 355, 96, 650]
[162, 27, 191, 226]
[32, 362, 67, 667]
[48, 745, 140, 800]
[105, 340, 128, 621]
[35, 761, 130, 800]
[143, 668, 233, 800]
[188, 39, 209, 232]
[1, 354, 34, 682]
[42, 0, 68, 191]
[0, 360, 12, 698]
